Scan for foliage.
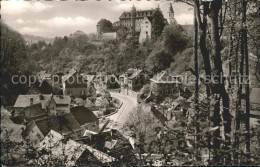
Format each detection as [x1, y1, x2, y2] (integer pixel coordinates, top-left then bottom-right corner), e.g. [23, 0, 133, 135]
[98, 19, 113, 33]
[151, 8, 166, 41]
[0, 21, 31, 106]
[162, 25, 189, 55]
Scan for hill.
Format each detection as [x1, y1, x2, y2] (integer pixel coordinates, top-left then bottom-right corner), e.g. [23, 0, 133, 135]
[23, 34, 54, 44]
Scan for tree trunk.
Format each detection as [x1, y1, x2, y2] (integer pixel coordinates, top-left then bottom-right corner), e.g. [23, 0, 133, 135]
[242, 0, 250, 158]
[209, 0, 231, 164]
[228, 26, 234, 89]
[194, 8, 200, 161]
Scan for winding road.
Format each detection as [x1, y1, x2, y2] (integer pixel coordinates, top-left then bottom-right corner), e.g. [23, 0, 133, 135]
[108, 92, 137, 124]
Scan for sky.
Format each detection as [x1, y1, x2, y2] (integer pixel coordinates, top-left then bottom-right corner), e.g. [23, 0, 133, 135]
[1, 0, 193, 38]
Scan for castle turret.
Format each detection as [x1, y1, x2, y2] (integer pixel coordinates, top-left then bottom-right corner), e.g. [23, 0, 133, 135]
[131, 5, 136, 36]
[168, 4, 177, 25]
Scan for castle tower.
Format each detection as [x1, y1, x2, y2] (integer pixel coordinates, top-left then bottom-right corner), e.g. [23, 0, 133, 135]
[168, 4, 177, 25]
[131, 5, 136, 36]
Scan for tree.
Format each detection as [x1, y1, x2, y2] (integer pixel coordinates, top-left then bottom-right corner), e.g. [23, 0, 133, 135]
[98, 19, 113, 33]
[162, 25, 188, 55]
[124, 107, 162, 165]
[146, 49, 172, 73]
[152, 8, 166, 41]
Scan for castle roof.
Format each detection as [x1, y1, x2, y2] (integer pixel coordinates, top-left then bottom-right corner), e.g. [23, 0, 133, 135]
[119, 9, 155, 20]
[169, 4, 174, 13]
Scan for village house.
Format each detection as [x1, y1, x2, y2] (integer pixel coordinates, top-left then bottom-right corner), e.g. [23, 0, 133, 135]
[150, 70, 181, 97]
[13, 94, 71, 118]
[70, 106, 99, 133]
[13, 94, 56, 115]
[92, 72, 108, 93]
[53, 95, 71, 113]
[62, 68, 89, 99]
[37, 130, 117, 166]
[28, 112, 83, 140]
[79, 129, 137, 164]
[120, 68, 149, 94]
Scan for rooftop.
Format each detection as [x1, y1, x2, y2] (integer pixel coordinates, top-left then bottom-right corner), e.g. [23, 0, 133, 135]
[70, 106, 98, 125]
[38, 130, 116, 166]
[33, 113, 81, 136]
[128, 69, 143, 79]
[38, 130, 87, 166]
[14, 94, 52, 108]
[119, 9, 155, 20]
[53, 95, 71, 105]
[27, 80, 53, 95]
[62, 68, 77, 83]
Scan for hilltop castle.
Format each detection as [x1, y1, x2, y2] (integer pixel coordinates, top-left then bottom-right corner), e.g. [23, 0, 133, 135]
[97, 4, 177, 43]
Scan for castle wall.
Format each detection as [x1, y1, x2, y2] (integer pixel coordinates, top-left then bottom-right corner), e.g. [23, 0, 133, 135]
[139, 17, 152, 43]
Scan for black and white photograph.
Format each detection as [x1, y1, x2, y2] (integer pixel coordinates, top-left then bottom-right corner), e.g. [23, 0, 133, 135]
[1, 0, 259, 166]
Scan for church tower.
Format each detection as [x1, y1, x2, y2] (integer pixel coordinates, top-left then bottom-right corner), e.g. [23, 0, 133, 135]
[131, 5, 136, 36]
[168, 4, 177, 25]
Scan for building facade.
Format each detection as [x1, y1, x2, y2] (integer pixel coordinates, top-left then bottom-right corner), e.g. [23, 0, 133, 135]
[96, 4, 177, 43]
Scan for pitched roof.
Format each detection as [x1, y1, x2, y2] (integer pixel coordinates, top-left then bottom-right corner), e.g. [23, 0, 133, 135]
[14, 94, 52, 108]
[64, 72, 88, 88]
[70, 106, 98, 125]
[33, 113, 81, 136]
[104, 139, 118, 149]
[128, 69, 143, 79]
[119, 68, 136, 78]
[96, 129, 131, 150]
[10, 115, 24, 124]
[27, 81, 54, 95]
[53, 95, 71, 105]
[62, 68, 77, 83]
[169, 4, 174, 13]
[38, 130, 116, 165]
[250, 88, 260, 105]
[37, 71, 51, 80]
[150, 71, 180, 84]
[85, 145, 116, 163]
[38, 130, 87, 166]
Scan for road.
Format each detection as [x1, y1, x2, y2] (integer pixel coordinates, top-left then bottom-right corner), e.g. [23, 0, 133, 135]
[108, 92, 137, 124]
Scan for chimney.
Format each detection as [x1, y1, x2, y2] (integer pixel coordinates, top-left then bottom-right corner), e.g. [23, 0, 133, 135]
[30, 97, 33, 106]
